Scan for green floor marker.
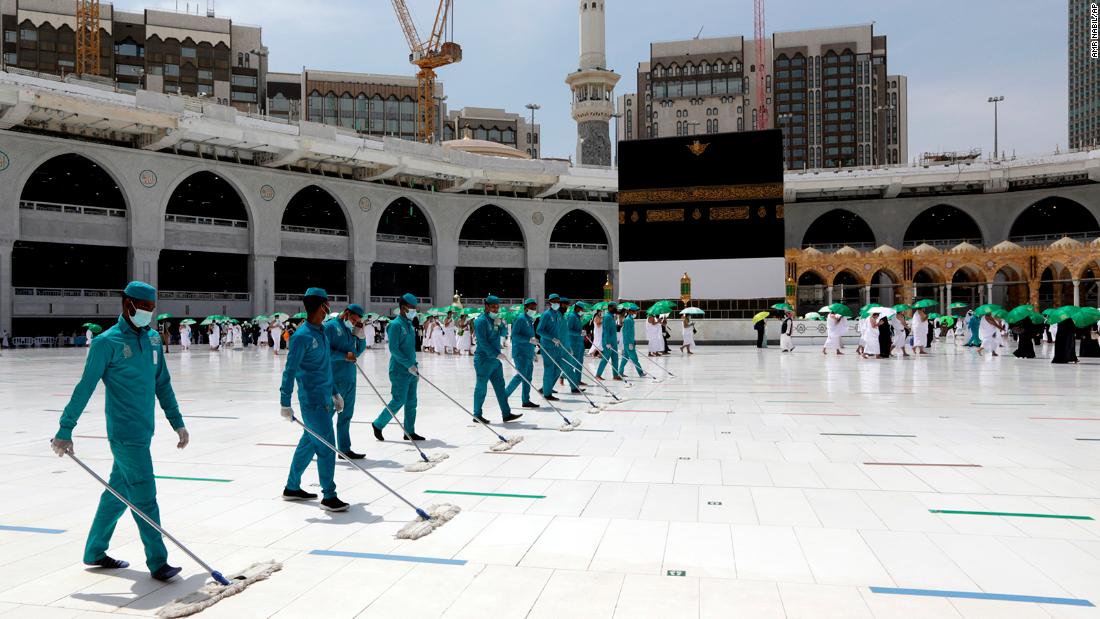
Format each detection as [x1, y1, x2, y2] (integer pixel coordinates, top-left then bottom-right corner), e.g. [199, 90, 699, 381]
[930, 509, 1093, 520]
[667, 570, 686, 577]
[425, 490, 545, 499]
[155, 475, 233, 483]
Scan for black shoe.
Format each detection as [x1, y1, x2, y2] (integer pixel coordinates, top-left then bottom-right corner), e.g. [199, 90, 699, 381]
[502, 413, 523, 423]
[403, 432, 425, 441]
[522, 402, 541, 408]
[282, 488, 318, 501]
[372, 424, 384, 441]
[85, 556, 129, 569]
[340, 450, 366, 460]
[544, 394, 560, 401]
[472, 416, 489, 424]
[152, 564, 182, 582]
[321, 497, 349, 512]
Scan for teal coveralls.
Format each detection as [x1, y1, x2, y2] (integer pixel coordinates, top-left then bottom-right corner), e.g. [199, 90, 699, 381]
[565, 310, 585, 388]
[323, 318, 366, 452]
[56, 314, 184, 572]
[596, 311, 621, 378]
[537, 309, 562, 395]
[281, 321, 339, 500]
[473, 314, 511, 418]
[372, 315, 419, 433]
[617, 314, 646, 377]
[505, 313, 536, 403]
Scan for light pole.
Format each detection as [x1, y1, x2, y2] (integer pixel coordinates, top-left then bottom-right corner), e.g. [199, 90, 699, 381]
[433, 94, 448, 144]
[988, 96, 1004, 161]
[777, 112, 793, 169]
[525, 103, 540, 158]
[249, 47, 269, 115]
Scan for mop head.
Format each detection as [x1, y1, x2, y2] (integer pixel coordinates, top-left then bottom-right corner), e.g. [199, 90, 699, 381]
[587, 406, 602, 414]
[559, 419, 582, 431]
[489, 435, 525, 452]
[157, 561, 282, 618]
[403, 453, 449, 473]
[623, 382, 634, 389]
[395, 503, 461, 540]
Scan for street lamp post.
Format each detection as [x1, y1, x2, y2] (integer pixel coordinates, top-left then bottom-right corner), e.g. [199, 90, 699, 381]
[525, 103, 540, 158]
[433, 95, 448, 144]
[988, 96, 1004, 161]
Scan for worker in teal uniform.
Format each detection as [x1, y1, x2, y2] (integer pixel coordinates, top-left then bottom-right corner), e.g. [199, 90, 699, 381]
[279, 287, 349, 513]
[473, 295, 524, 423]
[504, 298, 540, 408]
[595, 302, 623, 380]
[537, 293, 564, 400]
[617, 305, 647, 377]
[50, 281, 189, 582]
[323, 303, 367, 459]
[564, 300, 588, 392]
[371, 293, 424, 441]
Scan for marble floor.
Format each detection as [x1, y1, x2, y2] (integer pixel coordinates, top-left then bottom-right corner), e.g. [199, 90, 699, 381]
[1, 339, 1099, 618]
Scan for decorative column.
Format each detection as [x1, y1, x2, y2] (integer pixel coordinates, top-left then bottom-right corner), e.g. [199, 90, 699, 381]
[432, 265, 455, 308]
[250, 254, 276, 316]
[129, 247, 161, 289]
[862, 285, 871, 306]
[985, 282, 994, 306]
[825, 286, 833, 305]
[0, 239, 12, 334]
[1073, 279, 1081, 306]
[1027, 279, 1040, 307]
[349, 259, 371, 306]
[945, 283, 953, 314]
[526, 267, 546, 303]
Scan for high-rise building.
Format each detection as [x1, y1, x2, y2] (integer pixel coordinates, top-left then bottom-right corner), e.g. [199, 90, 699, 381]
[624, 24, 907, 169]
[1, 0, 263, 112]
[445, 107, 541, 158]
[1069, 0, 1099, 149]
[566, 0, 619, 166]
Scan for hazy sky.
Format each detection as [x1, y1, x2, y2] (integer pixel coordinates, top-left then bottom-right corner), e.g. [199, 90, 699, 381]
[134, 0, 1067, 163]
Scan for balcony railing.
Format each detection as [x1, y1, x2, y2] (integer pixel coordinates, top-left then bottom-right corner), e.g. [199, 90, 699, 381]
[902, 238, 984, 250]
[165, 214, 249, 228]
[371, 296, 433, 305]
[459, 239, 525, 249]
[276, 293, 349, 303]
[14, 287, 122, 297]
[801, 242, 876, 252]
[281, 224, 349, 237]
[159, 291, 251, 301]
[1009, 231, 1100, 247]
[549, 242, 609, 251]
[20, 200, 127, 218]
[376, 233, 432, 246]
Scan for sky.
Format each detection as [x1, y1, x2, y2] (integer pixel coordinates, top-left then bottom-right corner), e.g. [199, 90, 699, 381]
[131, 0, 1068, 164]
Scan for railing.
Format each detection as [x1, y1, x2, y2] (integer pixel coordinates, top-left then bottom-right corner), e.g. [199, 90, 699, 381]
[371, 296, 432, 305]
[376, 233, 432, 246]
[801, 242, 876, 252]
[903, 238, 984, 250]
[281, 224, 349, 237]
[276, 293, 349, 303]
[14, 287, 122, 297]
[20, 200, 127, 218]
[165, 214, 249, 228]
[158, 291, 251, 301]
[459, 239, 525, 249]
[1009, 231, 1100, 247]
[549, 242, 609, 251]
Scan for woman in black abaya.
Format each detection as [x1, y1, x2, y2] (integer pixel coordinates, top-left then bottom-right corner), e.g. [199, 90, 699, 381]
[1052, 318, 1078, 364]
[1012, 321, 1037, 359]
[1080, 324, 1100, 358]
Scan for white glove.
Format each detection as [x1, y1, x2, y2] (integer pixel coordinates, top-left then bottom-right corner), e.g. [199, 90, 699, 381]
[530, 338, 538, 344]
[333, 394, 344, 413]
[552, 338, 562, 346]
[353, 325, 365, 339]
[408, 366, 419, 376]
[280, 406, 295, 422]
[176, 428, 190, 449]
[50, 438, 73, 457]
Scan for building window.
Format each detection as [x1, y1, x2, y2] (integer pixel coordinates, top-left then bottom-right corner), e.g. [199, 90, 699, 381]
[232, 91, 257, 103]
[197, 84, 213, 96]
[182, 47, 197, 59]
[3, 30, 16, 43]
[231, 74, 257, 88]
[198, 69, 212, 81]
[116, 64, 143, 77]
[502, 128, 515, 144]
[339, 93, 353, 128]
[164, 64, 180, 77]
[20, 28, 37, 42]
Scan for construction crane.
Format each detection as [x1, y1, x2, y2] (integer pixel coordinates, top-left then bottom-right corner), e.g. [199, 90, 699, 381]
[753, 0, 768, 131]
[389, 0, 462, 143]
[75, 0, 101, 76]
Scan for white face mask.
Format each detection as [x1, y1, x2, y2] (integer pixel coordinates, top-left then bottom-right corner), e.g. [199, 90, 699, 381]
[344, 319, 356, 331]
[405, 309, 417, 320]
[488, 312, 499, 320]
[526, 309, 537, 319]
[129, 304, 153, 328]
[550, 303, 560, 311]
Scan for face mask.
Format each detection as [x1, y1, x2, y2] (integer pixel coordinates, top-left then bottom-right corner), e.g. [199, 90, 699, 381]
[550, 303, 560, 311]
[527, 309, 537, 319]
[405, 309, 417, 320]
[488, 312, 498, 320]
[130, 306, 153, 328]
[344, 319, 356, 331]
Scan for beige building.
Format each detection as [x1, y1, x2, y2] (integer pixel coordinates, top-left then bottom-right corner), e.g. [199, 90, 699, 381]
[621, 24, 908, 169]
[445, 106, 541, 158]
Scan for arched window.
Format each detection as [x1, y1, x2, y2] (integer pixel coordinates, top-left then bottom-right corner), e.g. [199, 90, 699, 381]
[308, 90, 323, 121]
[323, 92, 337, 125]
[355, 93, 368, 131]
[338, 93, 353, 128]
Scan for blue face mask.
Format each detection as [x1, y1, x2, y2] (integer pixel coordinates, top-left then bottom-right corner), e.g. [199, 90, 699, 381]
[344, 319, 356, 331]
[527, 309, 537, 319]
[405, 309, 417, 320]
[488, 312, 499, 320]
[130, 307, 153, 328]
[550, 303, 560, 311]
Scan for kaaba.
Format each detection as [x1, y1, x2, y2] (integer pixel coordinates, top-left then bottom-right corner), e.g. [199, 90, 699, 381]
[617, 129, 785, 299]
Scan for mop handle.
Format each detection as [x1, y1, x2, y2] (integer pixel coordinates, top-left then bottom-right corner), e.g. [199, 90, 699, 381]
[65, 452, 221, 579]
[290, 417, 422, 515]
[637, 350, 674, 377]
[354, 363, 429, 462]
[500, 355, 567, 417]
[545, 349, 609, 405]
[416, 372, 508, 442]
[556, 346, 621, 400]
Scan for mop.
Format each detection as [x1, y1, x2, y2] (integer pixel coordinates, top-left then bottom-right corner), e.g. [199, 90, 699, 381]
[63, 453, 280, 618]
[290, 417, 459, 539]
[415, 371, 524, 451]
[542, 348, 607, 413]
[500, 356, 581, 430]
[554, 346, 628, 406]
[354, 363, 447, 472]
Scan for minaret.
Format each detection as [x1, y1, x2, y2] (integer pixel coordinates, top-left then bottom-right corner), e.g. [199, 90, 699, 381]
[566, 0, 620, 166]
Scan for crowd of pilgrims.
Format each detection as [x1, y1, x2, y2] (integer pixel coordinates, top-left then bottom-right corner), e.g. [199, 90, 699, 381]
[776, 308, 1100, 363]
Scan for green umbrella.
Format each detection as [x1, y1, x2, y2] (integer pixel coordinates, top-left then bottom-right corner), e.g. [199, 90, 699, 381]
[1005, 305, 1037, 324]
[180, 318, 196, 326]
[580, 311, 595, 325]
[892, 304, 911, 312]
[292, 312, 307, 319]
[912, 299, 937, 309]
[939, 315, 957, 328]
[992, 309, 1009, 320]
[155, 313, 172, 321]
[770, 302, 794, 311]
[680, 307, 705, 316]
[928, 313, 941, 320]
[973, 304, 1003, 316]
[820, 303, 854, 318]
[270, 312, 290, 322]
[860, 303, 882, 312]
[82, 323, 103, 334]
[621, 302, 640, 311]
[592, 301, 611, 311]
[949, 301, 968, 309]
[1070, 307, 1100, 328]
[252, 314, 268, 322]
[647, 300, 678, 316]
[804, 312, 822, 321]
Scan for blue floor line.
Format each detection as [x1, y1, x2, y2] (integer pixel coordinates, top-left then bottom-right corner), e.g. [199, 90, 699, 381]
[0, 524, 66, 534]
[869, 586, 1094, 607]
[309, 549, 467, 566]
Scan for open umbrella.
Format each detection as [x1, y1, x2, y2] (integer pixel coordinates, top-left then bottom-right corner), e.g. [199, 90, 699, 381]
[1070, 307, 1100, 328]
[647, 300, 678, 316]
[949, 301, 968, 309]
[252, 314, 269, 323]
[860, 303, 882, 312]
[82, 323, 103, 334]
[992, 309, 1009, 320]
[752, 311, 770, 323]
[892, 304, 911, 312]
[620, 302, 640, 311]
[973, 304, 1003, 317]
[912, 299, 937, 309]
[870, 307, 897, 318]
[803, 312, 822, 321]
[580, 312, 595, 326]
[680, 307, 705, 316]
[292, 312, 307, 320]
[180, 319, 196, 326]
[820, 303, 854, 318]
[928, 313, 941, 320]
[1005, 305, 1037, 324]
[770, 302, 794, 311]
[939, 315, 958, 328]
[270, 312, 290, 322]
[155, 313, 172, 321]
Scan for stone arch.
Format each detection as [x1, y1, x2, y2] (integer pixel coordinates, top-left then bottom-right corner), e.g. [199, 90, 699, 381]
[376, 195, 437, 244]
[162, 166, 255, 225]
[801, 209, 876, 248]
[797, 269, 828, 285]
[16, 149, 131, 215]
[913, 265, 946, 284]
[830, 268, 865, 287]
[903, 204, 984, 246]
[280, 184, 349, 234]
[1038, 260, 1075, 307]
[548, 208, 610, 246]
[457, 203, 526, 246]
[1009, 196, 1100, 239]
[948, 264, 990, 284]
[869, 267, 903, 306]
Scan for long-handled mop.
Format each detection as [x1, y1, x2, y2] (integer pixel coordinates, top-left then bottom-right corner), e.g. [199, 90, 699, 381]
[499, 356, 581, 430]
[554, 346, 627, 405]
[415, 371, 524, 451]
[541, 348, 608, 413]
[354, 364, 447, 472]
[290, 417, 459, 539]
[64, 453, 280, 618]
